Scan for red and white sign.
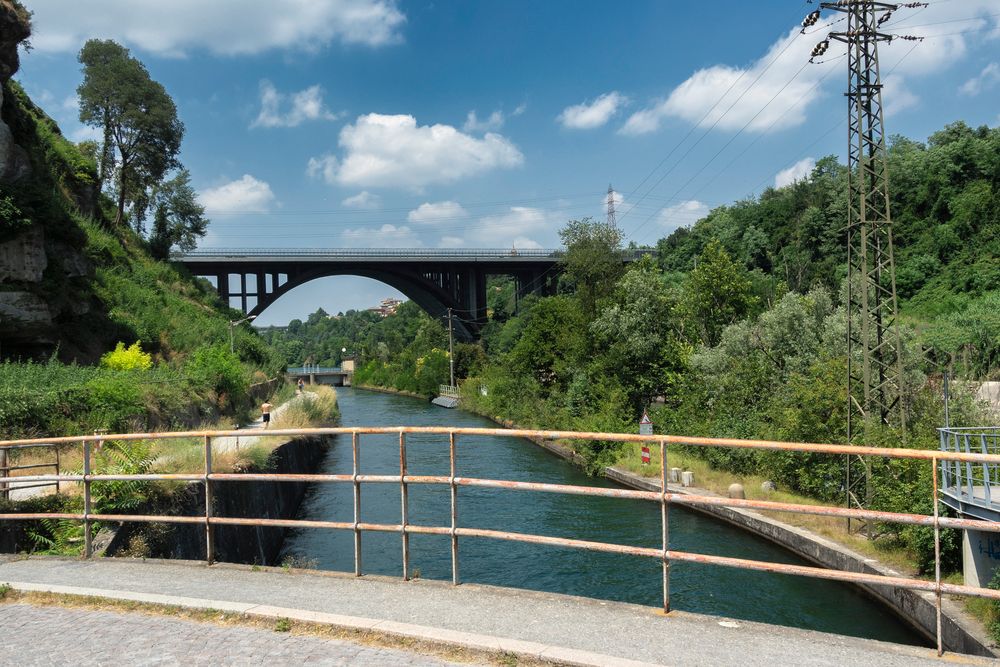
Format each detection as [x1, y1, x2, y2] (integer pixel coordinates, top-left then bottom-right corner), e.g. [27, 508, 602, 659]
[641, 445, 651, 465]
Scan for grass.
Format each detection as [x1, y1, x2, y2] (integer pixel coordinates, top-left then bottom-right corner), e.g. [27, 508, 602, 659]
[575, 440, 925, 575]
[0, 589, 555, 666]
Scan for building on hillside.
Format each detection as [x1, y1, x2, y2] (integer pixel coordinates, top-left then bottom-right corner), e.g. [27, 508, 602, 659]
[368, 297, 403, 318]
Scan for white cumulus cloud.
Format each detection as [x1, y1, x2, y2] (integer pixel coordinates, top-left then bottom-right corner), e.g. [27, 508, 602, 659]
[439, 236, 465, 248]
[621, 2, 1000, 137]
[342, 224, 421, 247]
[960, 63, 1000, 96]
[252, 81, 340, 128]
[883, 75, 919, 116]
[557, 92, 628, 130]
[320, 113, 523, 190]
[469, 206, 561, 248]
[774, 158, 816, 189]
[342, 191, 381, 209]
[306, 154, 339, 184]
[657, 200, 709, 233]
[28, 0, 406, 55]
[463, 110, 504, 133]
[199, 175, 276, 213]
[407, 201, 468, 223]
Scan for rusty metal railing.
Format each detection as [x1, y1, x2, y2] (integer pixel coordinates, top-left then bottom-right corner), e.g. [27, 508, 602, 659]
[3, 426, 1000, 655]
[0, 443, 61, 501]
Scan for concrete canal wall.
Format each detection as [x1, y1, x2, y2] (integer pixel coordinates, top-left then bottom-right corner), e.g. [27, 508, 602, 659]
[105, 436, 330, 566]
[479, 413, 995, 657]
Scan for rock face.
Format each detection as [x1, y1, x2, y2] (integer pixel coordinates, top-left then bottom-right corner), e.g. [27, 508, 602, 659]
[0, 1, 30, 82]
[0, 226, 47, 282]
[0, 290, 53, 337]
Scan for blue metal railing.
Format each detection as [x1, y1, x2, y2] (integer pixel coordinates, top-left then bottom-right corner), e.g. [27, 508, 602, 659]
[287, 366, 344, 374]
[939, 427, 1000, 520]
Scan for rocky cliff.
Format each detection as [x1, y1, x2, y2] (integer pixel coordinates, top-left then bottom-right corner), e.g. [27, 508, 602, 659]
[0, 2, 103, 360]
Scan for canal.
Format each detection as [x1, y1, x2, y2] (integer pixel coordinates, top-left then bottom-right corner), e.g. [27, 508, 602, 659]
[280, 387, 924, 645]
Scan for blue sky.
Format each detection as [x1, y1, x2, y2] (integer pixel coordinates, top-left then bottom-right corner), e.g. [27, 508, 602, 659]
[15, 0, 1000, 325]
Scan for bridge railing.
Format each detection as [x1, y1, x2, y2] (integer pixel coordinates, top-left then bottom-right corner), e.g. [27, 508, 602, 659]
[0, 442, 61, 500]
[940, 426, 1000, 516]
[3, 426, 1000, 655]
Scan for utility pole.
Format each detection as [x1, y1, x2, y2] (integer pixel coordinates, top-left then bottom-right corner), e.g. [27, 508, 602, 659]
[813, 1, 918, 532]
[447, 307, 455, 389]
[606, 183, 617, 230]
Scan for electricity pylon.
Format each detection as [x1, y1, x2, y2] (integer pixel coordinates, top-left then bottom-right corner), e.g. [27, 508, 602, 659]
[606, 184, 618, 229]
[817, 1, 912, 530]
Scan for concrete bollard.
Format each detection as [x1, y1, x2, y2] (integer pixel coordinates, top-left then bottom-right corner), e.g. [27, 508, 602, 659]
[761, 480, 777, 493]
[681, 471, 695, 487]
[669, 467, 681, 483]
[728, 483, 745, 499]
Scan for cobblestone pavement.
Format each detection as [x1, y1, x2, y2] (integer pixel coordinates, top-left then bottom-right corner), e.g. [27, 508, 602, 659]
[0, 603, 467, 666]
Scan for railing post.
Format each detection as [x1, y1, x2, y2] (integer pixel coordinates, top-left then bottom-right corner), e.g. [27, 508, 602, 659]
[204, 435, 214, 565]
[932, 457, 943, 657]
[352, 431, 362, 576]
[55, 446, 61, 494]
[83, 439, 92, 558]
[450, 431, 459, 585]
[400, 432, 409, 581]
[0, 447, 8, 503]
[660, 440, 670, 613]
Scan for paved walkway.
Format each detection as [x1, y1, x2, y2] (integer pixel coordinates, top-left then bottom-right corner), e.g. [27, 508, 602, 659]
[0, 603, 461, 666]
[0, 557, 987, 666]
[211, 392, 306, 454]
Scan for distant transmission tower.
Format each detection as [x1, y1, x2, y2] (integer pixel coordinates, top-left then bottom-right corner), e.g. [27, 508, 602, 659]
[606, 184, 618, 229]
[812, 1, 921, 529]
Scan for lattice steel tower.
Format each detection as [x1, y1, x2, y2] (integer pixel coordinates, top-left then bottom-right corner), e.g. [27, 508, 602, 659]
[606, 184, 618, 229]
[821, 1, 907, 521]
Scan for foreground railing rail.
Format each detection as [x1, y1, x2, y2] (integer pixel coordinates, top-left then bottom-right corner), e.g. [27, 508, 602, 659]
[4, 426, 1000, 656]
[0, 442, 60, 501]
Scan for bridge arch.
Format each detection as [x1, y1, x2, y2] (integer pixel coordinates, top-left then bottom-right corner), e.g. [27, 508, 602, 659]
[176, 249, 569, 341]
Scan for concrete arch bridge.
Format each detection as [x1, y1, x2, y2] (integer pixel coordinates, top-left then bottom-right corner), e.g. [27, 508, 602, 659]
[174, 248, 652, 340]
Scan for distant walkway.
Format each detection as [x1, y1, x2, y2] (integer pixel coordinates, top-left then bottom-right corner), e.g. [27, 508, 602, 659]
[5, 394, 305, 501]
[0, 557, 981, 666]
[212, 393, 306, 454]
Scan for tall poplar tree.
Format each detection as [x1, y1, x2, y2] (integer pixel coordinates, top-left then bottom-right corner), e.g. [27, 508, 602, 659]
[77, 39, 184, 229]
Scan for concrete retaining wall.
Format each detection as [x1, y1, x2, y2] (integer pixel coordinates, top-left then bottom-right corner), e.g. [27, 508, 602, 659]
[604, 465, 995, 657]
[105, 435, 330, 566]
[481, 412, 995, 657]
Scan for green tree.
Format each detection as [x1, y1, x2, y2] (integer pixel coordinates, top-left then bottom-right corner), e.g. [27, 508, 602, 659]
[558, 217, 624, 319]
[677, 239, 755, 346]
[591, 256, 689, 412]
[77, 39, 184, 228]
[148, 169, 209, 259]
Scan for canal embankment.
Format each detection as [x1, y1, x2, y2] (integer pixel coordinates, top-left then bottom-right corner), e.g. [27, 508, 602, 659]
[471, 409, 994, 656]
[104, 434, 330, 565]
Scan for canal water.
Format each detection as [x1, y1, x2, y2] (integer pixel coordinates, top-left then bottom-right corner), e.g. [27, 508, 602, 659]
[281, 387, 924, 645]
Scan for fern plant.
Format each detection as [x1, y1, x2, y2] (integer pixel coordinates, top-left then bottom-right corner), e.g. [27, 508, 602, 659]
[27, 518, 83, 556]
[92, 439, 157, 514]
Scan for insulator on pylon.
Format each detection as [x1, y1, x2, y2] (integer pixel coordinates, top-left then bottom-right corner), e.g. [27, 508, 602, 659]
[802, 10, 821, 28]
[811, 40, 829, 57]
[877, 11, 893, 26]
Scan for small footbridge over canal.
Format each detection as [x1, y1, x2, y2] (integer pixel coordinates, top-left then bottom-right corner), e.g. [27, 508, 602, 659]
[3, 422, 1000, 664]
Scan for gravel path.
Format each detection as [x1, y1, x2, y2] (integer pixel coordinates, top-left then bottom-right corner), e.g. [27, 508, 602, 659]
[0, 602, 463, 666]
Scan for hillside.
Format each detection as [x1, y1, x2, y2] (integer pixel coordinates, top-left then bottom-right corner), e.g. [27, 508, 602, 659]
[0, 5, 282, 437]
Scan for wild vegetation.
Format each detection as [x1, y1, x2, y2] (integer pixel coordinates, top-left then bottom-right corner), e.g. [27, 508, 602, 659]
[275, 121, 999, 583]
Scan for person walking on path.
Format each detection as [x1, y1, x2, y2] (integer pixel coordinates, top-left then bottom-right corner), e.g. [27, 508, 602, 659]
[297, 378, 305, 394]
[261, 400, 273, 428]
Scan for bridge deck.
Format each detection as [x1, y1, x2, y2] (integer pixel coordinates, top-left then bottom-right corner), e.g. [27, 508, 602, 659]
[0, 557, 966, 666]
